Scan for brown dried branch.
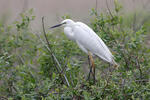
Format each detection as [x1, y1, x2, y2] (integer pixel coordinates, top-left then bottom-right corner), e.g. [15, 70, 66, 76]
[41, 17, 70, 86]
[132, 13, 137, 31]
[136, 56, 143, 82]
[95, 0, 98, 14]
[106, 0, 113, 18]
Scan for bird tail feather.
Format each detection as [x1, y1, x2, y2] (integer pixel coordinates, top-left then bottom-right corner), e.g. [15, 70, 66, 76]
[112, 59, 119, 69]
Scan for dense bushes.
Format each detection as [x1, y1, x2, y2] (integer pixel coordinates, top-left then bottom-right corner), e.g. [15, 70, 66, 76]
[0, 2, 150, 100]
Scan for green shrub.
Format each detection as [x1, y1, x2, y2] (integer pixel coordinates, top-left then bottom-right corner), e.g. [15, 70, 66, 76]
[0, 1, 150, 99]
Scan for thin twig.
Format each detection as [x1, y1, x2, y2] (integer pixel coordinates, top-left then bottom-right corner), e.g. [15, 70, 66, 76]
[18, 54, 25, 65]
[132, 13, 136, 31]
[17, 54, 39, 73]
[136, 56, 143, 82]
[101, 70, 111, 98]
[95, 0, 98, 14]
[41, 17, 70, 86]
[60, 60, 68, 74]
[106, 0, 113, 18]
[36, 34, 68, 86]
[132, 0, 137, 32]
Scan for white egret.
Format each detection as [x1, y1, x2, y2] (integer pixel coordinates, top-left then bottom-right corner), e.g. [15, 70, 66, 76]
[50, 19, 118, 82]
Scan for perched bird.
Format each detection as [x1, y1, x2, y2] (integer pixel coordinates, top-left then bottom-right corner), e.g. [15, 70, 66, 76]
[50, 19, 118, 82]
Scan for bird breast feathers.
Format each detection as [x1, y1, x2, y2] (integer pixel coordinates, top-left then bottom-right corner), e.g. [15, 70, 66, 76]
[64, 27, 75, 41]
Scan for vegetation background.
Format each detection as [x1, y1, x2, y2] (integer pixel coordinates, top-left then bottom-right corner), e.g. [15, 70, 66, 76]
[0, 0, 150, 99]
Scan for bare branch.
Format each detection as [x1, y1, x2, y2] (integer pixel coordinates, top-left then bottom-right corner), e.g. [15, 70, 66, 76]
[132, 13, 137, 31]
[106, 0, 113, 18]
[136, 56, 143, 83]
[41, 17, 70, 86]
[95, 0, 98, 14]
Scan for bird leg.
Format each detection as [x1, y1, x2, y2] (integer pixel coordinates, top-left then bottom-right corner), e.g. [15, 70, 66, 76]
[87, 52, 95, 83]
[87, 55, 92, 80]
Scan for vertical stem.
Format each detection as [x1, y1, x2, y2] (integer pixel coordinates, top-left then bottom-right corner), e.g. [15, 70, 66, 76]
[41, 17, 70, 86]
[95, 0, 98, 14]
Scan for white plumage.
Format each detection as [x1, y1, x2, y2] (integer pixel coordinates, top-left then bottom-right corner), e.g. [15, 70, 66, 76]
[61, 19, 117, 65]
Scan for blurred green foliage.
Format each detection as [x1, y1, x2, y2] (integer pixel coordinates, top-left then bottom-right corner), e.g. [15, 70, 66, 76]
[0, 1, 150, 99]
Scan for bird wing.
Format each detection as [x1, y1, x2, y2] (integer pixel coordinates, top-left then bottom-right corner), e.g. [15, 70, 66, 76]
[74, 22, 114, 63]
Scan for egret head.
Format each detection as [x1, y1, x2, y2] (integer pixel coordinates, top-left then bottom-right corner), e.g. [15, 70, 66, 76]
[50, 19, 75, 29]
[61, 19, 75, 26]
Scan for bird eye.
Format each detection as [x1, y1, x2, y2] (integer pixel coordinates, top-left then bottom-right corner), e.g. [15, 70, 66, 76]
[63, 22, 66, 24]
